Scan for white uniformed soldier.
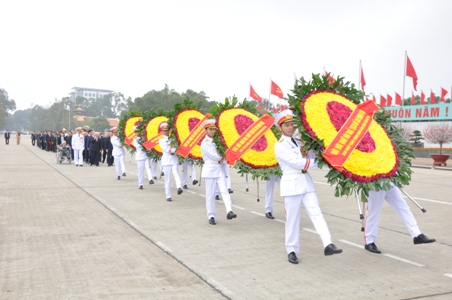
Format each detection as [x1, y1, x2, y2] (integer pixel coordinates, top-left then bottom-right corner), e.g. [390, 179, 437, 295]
[200, 119, 236, 225]
[71, 127, 85, 167]
[158, 122, 183, 201]
[182, 161, 198, 189]
[364, 184, 435, 253]
[273, 110, 342, 264]
[132, 126, 147, 190]
[110, 127, 127, 180]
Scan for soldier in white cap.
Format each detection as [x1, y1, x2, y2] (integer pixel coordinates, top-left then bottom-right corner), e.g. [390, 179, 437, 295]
[132, 126, 147, 189]
[71, 127, 85, 167]
[273, 109, 342, 264]
[110, 127, 127, 180]
[200, 119, 237, 225]
[158, 122, 183, 201]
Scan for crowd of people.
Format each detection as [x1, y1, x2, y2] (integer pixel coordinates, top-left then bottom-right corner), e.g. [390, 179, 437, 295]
[26, 114, 436, 265]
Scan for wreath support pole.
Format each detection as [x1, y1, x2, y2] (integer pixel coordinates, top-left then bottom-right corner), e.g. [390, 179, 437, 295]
[245, 173, 249, 192]
[256, 178, 260, 202]
[400, 189, 426, 213]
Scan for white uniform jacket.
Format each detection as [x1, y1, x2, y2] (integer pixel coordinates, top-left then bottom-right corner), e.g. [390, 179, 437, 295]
[274, 135, 318, 197]
[133, 137, 147, 161]
[111, 135, 123, 156]
[71, 133, 85, 150]
[200, 136, 222, 178]
[159, 135, 177, 166]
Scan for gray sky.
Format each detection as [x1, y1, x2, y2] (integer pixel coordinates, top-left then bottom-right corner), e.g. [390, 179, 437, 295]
[1, 0, 451, 111]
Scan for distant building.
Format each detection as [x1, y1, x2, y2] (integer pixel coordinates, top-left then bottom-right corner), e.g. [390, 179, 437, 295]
[69, 87, 114, 101]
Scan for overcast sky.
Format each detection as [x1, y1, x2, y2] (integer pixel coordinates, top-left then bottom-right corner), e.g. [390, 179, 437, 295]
[1, 0, 451, 111]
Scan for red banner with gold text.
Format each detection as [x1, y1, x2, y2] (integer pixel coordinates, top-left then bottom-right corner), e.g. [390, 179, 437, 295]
[176, 114, 211, 157]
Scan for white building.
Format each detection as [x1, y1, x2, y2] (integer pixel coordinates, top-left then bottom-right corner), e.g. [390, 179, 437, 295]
[69, 87, 114, 101]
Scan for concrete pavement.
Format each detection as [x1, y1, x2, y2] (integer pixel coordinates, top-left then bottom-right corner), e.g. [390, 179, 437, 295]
[1, 136, 452, 299]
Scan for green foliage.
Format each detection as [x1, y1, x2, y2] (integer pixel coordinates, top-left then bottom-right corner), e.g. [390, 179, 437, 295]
[289, 73, 413, 198]
[0, 88, 17, 129]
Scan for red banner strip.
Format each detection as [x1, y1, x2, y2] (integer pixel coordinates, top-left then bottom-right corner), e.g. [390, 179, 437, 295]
[143, 132, 164, 150]
[225, 115, 275, 166]
[322, 100, 379, 171]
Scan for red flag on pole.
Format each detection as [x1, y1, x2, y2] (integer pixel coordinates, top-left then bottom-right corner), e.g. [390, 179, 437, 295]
[395, 93, 402, 105]
[406, 55, 418, 91]
[411, 92, 416, 105]
[421, 91, 425, 104]
[325, 71, 336, 85]
[380, 95, 387, 107]
[360, 65, 366, 91]
[441, 87, 448, 103]
[387, 94, 393, 106]
[372, 95, 376, 102]
[249, 84, 262, 103]
[270, 80, 284, 99]
[430, 90, 436, 104]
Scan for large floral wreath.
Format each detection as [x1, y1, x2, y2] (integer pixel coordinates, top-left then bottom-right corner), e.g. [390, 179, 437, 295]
[288, 74, 413, 197]
[209, 96, 282, 180]
[136, 108, 169, 162]
[118, 111, 143, 152]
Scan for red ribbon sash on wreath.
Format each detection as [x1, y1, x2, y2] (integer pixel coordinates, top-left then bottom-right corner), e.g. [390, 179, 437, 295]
[322, 100, 380, 171]
[125, 132, 137, 145]
[225, 115, 275, 166]
[176, 114, 211, 157]
[143, 132, 164, 150]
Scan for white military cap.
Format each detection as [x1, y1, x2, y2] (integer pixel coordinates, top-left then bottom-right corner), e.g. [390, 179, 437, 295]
[274, 109, 294, 126]
[160, 122, 169, 130]
[202, 119, 216, 129]
[110, 126, 118, 132]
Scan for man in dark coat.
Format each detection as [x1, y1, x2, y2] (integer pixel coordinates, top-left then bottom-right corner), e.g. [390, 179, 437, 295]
[89, 132, 101, 166]
[106, 131, 114, 166]
[31, 132, 36, 146]
[4, 130, 10, 145]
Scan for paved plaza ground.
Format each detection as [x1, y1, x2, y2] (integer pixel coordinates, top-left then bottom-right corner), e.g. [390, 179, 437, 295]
[1, 136, 451, 299]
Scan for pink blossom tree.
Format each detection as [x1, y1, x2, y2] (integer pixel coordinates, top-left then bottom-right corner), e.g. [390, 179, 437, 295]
[423, 122, 452, 154]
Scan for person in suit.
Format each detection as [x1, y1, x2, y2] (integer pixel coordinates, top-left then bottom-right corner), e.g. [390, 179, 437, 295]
[101, 132, 108, 164]
[200, 119, 237, 225]
[31, 132, 36, 146]
[158, 122, 183, 201]
[105, 131, 114, 166]
[89, 132, 101, 166]
[71, 127, 85, 167]
[273, 110, 342, 264]
[4, 130, 10, 145]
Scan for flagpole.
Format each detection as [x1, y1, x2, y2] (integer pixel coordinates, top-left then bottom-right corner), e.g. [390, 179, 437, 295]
[403, 51, 407, 106]
[269, 78, 271, 112]
[359, 60, 362, 91]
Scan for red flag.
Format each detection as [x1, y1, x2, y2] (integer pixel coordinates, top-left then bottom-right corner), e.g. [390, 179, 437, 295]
[406, 55, 418, 91]
[272, 107, 278, 113]
[270, 80, 284, 99]
[360, 65, 366, 91]
[395, 93, 402, 105]
[411, 92, 416, 105]
[421, 91, 425, 104]
[430, 90, 436, 104]
[441, 87, 448, 103]
[387, 94, 393, 106]
[380, 95, 386, 107]
[372, 95, 376, 102]
[325, 71, 336, 85]
[249, 84, 262, 103]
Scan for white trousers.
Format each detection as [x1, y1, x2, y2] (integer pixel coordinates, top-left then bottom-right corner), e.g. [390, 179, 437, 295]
[113, 154, 125, 177]
[182, 163, 197, 185]
[265, 175, 281, 213]
[136, 159, 145, 186]
[144, 158, 152, 180]
[150, 160, 160, 178]
[162, 164, 182, 198]
[364, 186, 421, 244]
[284, 192, 332, 254]
[205, 176, 232, 219]
[74, 149, 84, 165]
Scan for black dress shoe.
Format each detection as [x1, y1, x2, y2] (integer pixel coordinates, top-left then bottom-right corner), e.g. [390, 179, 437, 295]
[153, 176, 157, 179]
[227, 211, 237, 219]
[288, 252, 298, 264]
[183, 185, 188, 189]
[177, 188, 183, 195]
[228, 188, 233, 194]
[266, 212, 275, 219]
[193, 180, 198, 185]
[324, 243, 343, 256]
[117, 176, 120, 180]
[413, 234, 436, 244]
[149, 179, 154, 184]
[139, 185, 143, 190]
[209, 217, 216, 225]
[365, 242, 381, 253]
[215, 195, 220, 200]
[167, 198, 172, 201]
[76, 164, 78, 167]
[80, 165, 83, 167]
[122, 172, 126, 176]
[161, 172, 164, 176]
